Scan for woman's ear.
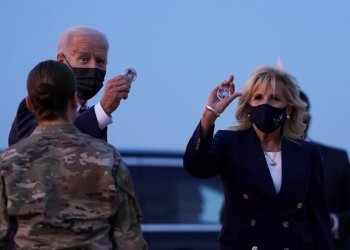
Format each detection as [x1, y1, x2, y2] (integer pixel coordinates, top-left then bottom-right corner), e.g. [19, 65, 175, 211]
[287, 105, 293, 116]
[25, 96, 35, 113]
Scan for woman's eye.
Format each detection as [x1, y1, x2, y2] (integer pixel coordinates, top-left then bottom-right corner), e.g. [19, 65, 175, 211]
[80, 57, 88, 62]
[254, 95, 262, 100]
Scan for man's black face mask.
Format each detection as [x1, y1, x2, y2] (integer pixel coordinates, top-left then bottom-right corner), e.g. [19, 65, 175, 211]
[71, 68, 106, 100]
[62, 54, 106, 100]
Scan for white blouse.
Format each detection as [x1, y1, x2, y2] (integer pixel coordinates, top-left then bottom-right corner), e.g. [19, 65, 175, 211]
[264, 151, 282, 193]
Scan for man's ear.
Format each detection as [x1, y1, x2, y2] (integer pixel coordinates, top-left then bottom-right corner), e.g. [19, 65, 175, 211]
[57, 53, 65, 62]
[25, 96, 35, 113]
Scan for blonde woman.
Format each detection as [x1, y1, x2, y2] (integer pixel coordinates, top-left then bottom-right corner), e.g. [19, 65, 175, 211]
[184, 65, 333, 249]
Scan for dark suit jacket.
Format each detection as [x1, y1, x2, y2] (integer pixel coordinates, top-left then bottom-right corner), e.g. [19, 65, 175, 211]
[8, 98, 107, 146]
[314, 142, 350, 250]
[184, 123, 334, 250]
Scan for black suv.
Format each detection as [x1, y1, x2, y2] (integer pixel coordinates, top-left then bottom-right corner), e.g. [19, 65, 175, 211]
[120, 150, 224, 250]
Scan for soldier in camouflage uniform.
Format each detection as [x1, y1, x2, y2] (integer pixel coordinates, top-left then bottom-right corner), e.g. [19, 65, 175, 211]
[0, 60, 147, 250]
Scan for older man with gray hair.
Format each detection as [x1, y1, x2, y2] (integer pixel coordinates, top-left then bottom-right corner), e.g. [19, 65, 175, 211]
[9, 25, 133, 144]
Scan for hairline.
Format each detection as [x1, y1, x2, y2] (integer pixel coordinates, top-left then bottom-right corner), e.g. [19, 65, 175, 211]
[57, 26, 109, 56]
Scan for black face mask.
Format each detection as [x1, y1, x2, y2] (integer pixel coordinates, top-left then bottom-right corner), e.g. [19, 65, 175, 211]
[62, 54, 106, 100]
[71, 68, 106, 100]
[249, 104, 287, 134]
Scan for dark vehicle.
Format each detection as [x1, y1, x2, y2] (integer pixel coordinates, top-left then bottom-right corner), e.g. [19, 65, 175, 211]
[120, 150, 223, 250]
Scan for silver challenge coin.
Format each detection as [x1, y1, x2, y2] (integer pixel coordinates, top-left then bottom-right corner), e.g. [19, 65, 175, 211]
[124, 68, 137, 82]
[217, 87, 230, 100]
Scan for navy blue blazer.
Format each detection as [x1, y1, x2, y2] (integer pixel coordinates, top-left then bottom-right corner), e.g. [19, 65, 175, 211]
[8, 98, 107, 146]
[184, 122, 333, 250]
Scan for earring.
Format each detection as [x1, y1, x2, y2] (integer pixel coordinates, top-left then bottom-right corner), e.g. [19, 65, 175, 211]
[287, 115, 290, 120]
[248, 114, 250, 117]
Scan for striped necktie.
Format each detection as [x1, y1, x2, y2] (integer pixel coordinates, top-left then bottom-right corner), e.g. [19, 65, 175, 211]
[79, 105, 88, 115]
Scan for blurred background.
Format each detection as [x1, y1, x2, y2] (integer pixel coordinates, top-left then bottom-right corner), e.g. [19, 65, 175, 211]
[1, 1, 349, 154]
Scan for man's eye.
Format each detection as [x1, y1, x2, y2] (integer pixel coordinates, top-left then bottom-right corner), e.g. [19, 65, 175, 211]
[97, 59, 105, 65]
[80, 57, 88, 62]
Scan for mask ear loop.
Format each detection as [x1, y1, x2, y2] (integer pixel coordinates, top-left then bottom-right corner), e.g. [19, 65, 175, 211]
[61, 54, 73, 69]
[58, 54, 76, 104]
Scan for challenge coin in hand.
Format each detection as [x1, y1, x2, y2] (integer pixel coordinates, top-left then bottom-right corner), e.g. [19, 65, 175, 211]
[124, 68, 137, 82]
[217, 87, 230, 100]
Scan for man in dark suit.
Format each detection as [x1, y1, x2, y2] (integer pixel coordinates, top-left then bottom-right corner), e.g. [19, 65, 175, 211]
[301, 91, 350, 249]
[8, 26, 133, 145]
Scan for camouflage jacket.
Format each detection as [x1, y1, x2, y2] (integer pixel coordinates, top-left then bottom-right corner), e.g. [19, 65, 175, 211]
[0, 123, 147, 250]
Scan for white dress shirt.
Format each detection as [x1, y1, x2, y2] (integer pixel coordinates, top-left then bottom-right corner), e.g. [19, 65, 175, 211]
[77, 102, 113, 130]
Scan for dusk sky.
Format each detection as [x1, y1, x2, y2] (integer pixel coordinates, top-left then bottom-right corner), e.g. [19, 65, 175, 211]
[1, 1, 349, 156]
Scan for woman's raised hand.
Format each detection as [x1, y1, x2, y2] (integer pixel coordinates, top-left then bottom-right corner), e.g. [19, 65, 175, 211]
[206, 75, 242, 114]
[200, 75, 242, 137]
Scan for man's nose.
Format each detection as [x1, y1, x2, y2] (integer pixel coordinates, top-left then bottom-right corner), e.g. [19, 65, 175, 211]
[87, 60, 98, 68]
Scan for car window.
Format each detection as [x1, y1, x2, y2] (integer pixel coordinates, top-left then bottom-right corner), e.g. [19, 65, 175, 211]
[129, 165, 224, 224]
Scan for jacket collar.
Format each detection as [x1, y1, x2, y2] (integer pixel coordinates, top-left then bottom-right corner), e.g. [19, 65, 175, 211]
[32, 123, 80, 135]
[235, 127, 304, 216]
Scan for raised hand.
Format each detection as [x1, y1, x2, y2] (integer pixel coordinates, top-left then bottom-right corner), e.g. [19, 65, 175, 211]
[206, 75, 242, 114]
[201, 75, 242, 137]
[100, 75, 132, 116]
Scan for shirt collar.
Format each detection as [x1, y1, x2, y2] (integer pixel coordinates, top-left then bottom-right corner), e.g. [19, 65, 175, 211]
[32, 123, 80, 135]
[77, 101, 89, 113]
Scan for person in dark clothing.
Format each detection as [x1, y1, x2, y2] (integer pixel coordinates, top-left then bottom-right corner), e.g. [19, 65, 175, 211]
[300, 90, 350, 250]
[9, 25, 133, 145]
[184, 65, 333, 249]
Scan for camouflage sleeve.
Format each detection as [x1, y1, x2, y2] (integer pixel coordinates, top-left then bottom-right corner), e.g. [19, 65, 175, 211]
[0, 172, 10, 249]
[111, 151, 148, 250]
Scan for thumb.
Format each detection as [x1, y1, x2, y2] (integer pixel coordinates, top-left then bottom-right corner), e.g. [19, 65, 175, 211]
[226, 92, 242, 104]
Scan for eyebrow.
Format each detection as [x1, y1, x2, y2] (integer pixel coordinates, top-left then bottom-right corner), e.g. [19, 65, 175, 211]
[76, 51, 91, 56]
[77, 51, 106, 59]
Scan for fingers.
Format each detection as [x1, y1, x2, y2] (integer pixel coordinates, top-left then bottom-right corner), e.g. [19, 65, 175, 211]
[227, 92, 242, 102]
[229, 81, 235, 94]
[206, 75, 241, 113]
[225, 77, 241, 103]
[100, 75, 132, 115]
[227, 75, 234, 83]
[217, 75, 234, 90]
[107, 75, 132, 88]
[108, 75, 131, 90]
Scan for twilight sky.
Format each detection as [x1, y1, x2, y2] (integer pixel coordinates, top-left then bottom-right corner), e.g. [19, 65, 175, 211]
[1, 1, 349, 156]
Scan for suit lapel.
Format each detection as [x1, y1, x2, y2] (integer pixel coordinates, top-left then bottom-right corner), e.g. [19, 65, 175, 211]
[236, 128, 285, 216]
[278, 140, 306, 205]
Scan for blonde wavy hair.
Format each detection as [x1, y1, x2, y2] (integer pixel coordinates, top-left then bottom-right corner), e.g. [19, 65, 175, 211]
[228, 64, 307, 142]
